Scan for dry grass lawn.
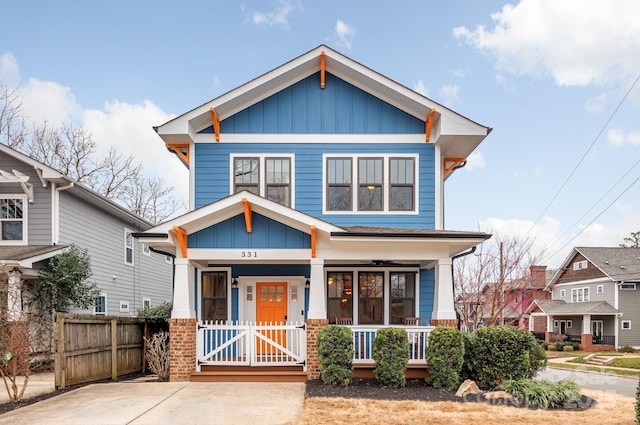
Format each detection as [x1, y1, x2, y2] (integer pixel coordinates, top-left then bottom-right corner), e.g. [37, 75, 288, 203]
[286, 389, 636, 425]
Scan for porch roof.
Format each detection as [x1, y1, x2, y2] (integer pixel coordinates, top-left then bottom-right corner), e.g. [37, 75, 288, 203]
[0, 245, 68, 278]
[538, 300, 620, 316]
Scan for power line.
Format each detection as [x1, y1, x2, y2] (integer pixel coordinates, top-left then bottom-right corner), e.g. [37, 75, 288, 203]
[525, 72, 640, 238]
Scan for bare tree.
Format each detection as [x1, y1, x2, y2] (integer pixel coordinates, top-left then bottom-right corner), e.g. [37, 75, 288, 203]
[455, 233, 543, 330]
[620, 231, 640, 248]
[121, 175, 181, 225]
[0, 85, 27, 149]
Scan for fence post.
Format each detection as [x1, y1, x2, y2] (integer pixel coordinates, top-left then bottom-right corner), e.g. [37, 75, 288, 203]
[54, 315, 66, 390]
[111, 319, 118, 381]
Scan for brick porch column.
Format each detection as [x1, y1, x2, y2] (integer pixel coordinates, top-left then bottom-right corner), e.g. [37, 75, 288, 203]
[581, 334, 593, 351]
[305, 318, 328, 380]
[429, 319, 458, 328]
[169, 318, 197, 382]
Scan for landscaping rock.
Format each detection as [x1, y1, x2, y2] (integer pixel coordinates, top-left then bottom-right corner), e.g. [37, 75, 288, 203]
[455, 379, 480, 397]
[483, 390, 513, 400]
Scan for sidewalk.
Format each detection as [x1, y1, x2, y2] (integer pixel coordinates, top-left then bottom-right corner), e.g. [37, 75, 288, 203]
[547, 355, 640, 376]
[0, 372, 55, 404]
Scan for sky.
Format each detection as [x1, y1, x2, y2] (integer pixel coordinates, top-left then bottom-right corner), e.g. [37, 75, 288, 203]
[1, 0, 639, 268]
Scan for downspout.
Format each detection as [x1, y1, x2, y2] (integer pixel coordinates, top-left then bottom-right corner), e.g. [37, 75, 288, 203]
[451, 246, 476, 330]
[52, 181, 74, 244]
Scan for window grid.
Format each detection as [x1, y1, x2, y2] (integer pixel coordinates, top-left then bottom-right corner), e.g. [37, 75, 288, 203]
[389, 158, 415, 211]
[124, 229, 134, 266]
[327, 272, 353, 324]
[327, 158, 352, 211]
[358, 272, 384, 325]
[571, 287, 590, 303]
[95, 294, 107, 315]
[358, 158, 383, 211]
[389, 272, 415, 324]
[202, 271, 228, 321]
[0, 196, 25, 242]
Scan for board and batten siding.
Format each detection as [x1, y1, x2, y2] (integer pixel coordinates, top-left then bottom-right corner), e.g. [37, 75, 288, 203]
[0, 153, 53, 245]
[194, 142, 435, 229]
[618, 285, 640, 347]
[57, 191, 172, 316]
[418, 268, 435, 322]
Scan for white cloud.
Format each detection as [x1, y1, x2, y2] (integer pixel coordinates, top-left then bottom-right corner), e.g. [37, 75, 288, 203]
[0, 52, 20, 87]
[585, 93, 607, 114]
[608, 128, 640, 147]
[19, 78, 82, 126]
[438, 83, 460, 107]
[246, 0, 299, 27]
[464, 151, 485, 171]
[454, 0, 640, 87]
[335, 20, 356, 50]
[413, 80, 428, 96]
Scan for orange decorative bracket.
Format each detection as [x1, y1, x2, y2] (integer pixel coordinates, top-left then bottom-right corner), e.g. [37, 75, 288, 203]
[425, 108, 436, 142]
[166, 143, 190, 166]
[320, 51, 326, 89]
[209, 107, 221, 142]
[173, 226, 188, 258]
[443, 157, 467, 179]
[242, 198, 252, 233]
[310, 226, 317, 258]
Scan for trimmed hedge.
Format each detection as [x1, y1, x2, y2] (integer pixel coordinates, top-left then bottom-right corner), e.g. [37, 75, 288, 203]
[425, 327, 465, 390]
[373, 328, 409, 388]
[317, 325, 354, 386]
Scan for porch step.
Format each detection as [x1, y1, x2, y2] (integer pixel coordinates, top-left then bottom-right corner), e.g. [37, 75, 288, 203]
[583, 354, 616, 366]
[191, 366, 307, 383]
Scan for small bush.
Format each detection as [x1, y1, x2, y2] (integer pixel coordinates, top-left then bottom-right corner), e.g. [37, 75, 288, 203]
[317, 325, 353, 386]
[635, 379, 640, 424]
[373, 328, 409, 388]
[539, 341, 548, 350]
[503, 379, 581, 409]
[464, 326, 547, 389]
[138, 301, 172, 321]
[563, 345, 574, 352]
[425, 327, 465, 390]
[620, 345, 636, 353]
[144, 331, 170, 381]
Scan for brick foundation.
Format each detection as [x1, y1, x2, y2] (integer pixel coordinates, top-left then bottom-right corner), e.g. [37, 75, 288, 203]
[305, 319, 328, 380]
[429, 319, 458, 328]
[169, 318, 197, 382]
[580, 334, 593, 352]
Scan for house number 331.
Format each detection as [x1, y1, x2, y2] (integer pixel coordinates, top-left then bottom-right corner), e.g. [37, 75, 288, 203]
[241, 251, 258, 258]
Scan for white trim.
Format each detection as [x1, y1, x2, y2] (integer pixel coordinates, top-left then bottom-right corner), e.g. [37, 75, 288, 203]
[94, 293, 107, 315]
[229, 153, 295, 208]
[573, 260, 588, 270]
[596, 284, 604, 294]
[142, 243, 151, 256]
[553, 277, 611, 287]
[322, 153, 419, 215]
[571, 287, 590, 303]
[622, 320, 631, 330]
[620, 283, 636, 290]
[119, 300, 130, 313]
[560, 289, 566, 298]
[0, 194, 28, 245]
[197, 267, 232, 322]
[143, 297, 151, 309]
[196, 133, 425, 144]
[124, 228, 134, 266]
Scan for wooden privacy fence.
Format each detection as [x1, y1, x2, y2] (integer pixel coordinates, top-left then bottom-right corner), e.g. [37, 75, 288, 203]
[54, 313, 144, 389]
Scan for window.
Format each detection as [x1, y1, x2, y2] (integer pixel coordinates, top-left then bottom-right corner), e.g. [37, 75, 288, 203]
[0, 196, 26, 244]
[143, 298, 151, 309]
[327, 158, 352, 211]
[142, 244, 151, 256]
[327, 272, 353, 324]
[94, 294, 107, 315]
[165, 255, 173, 264]
[559, 289, 566, 297]
[358, 272, 383, 324]
[390, 158, 415, 210]
[389, 272, 415, 324]
[358, 158, 383, 210]
[124, 229, 134, 266]
[597, 285, 604, 294]
[566, 320, 572, 329]
[232, 155, 292, 207]
[571, 287, 590, 302]
[622, 320, 631, 330]
[119, 300, 130, 313]
[621, 283, 636, 290]
[573, 260, 587, 270]
[202, 271, 227, 321]
[325, 155, 417, 213]
[553, 320, 559, 328]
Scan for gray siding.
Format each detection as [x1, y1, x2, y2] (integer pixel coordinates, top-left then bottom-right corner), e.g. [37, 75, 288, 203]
[0, 152, 52, 244]
[58, 190, 173, 316]
[552, 281, 614, 305]
[618, 285, 640, 347]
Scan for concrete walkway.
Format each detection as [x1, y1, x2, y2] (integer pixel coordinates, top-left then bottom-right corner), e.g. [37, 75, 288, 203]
[0, 380, 305, 425]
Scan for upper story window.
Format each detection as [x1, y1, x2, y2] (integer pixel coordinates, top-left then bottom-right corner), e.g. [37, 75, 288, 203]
[571, 287, 589, 303]
[325, 155, 417, 214]
[124, 228, 134, 266]
[232, 155, 292, 207]
[573, 260, 587, 270]
[0, 196, 27, 244]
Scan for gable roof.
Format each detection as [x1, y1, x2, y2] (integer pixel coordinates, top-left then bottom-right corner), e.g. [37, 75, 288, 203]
[549, 247, 640, 287]
[0, 143, 152, 228]
[155, 45, 491, 161]
[536, 299, 620, 316]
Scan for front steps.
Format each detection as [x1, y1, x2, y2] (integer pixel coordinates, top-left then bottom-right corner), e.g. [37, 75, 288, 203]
[191, 365, 307, 382]
[583, 353, 617, 366]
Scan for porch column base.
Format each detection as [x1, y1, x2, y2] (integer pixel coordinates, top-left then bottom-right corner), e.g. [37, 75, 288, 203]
[305, 319, 328, 380]
[169, 318, 197, 382]
[429, 319, 458, 328]
[545, 331, 552, 344]
[581, 334, 592, 352]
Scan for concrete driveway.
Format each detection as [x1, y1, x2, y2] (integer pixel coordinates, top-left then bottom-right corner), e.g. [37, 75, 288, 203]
[0, 381, 305, 425]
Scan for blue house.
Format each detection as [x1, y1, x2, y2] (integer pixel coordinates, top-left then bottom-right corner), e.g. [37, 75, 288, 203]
[137, 45, 492, 381]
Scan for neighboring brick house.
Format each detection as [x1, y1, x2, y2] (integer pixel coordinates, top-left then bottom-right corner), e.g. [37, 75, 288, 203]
[529, 247, 639, 350]
[137, 45, 492, 381]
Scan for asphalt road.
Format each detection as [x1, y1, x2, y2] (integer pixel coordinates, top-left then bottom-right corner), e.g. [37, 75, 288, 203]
[538, 366, 638, 397]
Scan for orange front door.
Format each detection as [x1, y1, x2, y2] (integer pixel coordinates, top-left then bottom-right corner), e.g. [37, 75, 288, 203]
[256, 282, 288, 355]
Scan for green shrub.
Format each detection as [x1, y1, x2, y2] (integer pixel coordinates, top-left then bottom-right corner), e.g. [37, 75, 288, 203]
[503, 379, 581, 409]
[539, 340, 548, 350]
[464, 326, 547, 389]
[554, 342, 564, 351]
[373, 328, 409, 388]
[563, 345, 574, 352]
[425, 327, 465, 390]
[317, 325, 353, 386]
[137, 301, 172, 320]
[460, 331, 476, 380]
[620, 345, 636, 354]
[635, 379, 640, 424]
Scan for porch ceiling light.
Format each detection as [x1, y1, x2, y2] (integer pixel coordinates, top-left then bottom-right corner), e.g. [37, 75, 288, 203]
[305, 279, 310, 289]
[232, 278, 238, 289]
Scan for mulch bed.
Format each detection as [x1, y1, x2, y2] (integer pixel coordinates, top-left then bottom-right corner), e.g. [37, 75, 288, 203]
[305, 378, 598, 410]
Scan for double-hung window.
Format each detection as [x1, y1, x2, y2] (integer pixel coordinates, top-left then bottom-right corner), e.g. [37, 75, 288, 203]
[571, 287, 589, 303]
[327, 272, 353, 324]
[233, 155, 292, 207]
[124, 229, 134, 266]
[325, 155, 417, 213]
[0, 196, 26, 244]
[389, 272, 415, 324]
[202, 271, 228, 321]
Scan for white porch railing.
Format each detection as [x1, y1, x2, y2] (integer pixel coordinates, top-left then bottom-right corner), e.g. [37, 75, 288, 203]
[349, 325, 434, 365]
[196, 321, 307, 371]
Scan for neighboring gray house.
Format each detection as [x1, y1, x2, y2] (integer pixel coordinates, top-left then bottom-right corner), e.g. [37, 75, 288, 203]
[0, 143, 173, 317]
[530, 247, 640, 350]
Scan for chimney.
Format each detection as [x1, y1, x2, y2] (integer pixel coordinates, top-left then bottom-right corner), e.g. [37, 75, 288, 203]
[530, 265, 547, 288]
